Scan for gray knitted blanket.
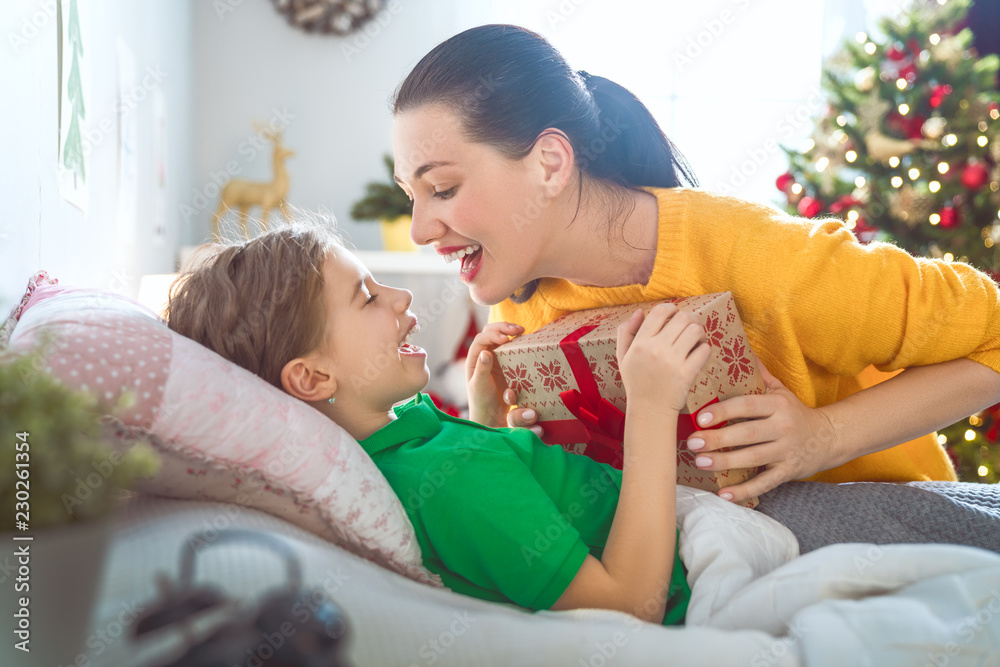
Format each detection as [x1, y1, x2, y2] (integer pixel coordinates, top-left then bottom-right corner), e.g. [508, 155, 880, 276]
[754, 480, 1000, 555]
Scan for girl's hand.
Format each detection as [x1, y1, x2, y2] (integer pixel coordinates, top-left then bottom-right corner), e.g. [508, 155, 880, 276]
[466, 322, 541, 434]
[686, 353, 845, 504]
[616, 304, 711, 412]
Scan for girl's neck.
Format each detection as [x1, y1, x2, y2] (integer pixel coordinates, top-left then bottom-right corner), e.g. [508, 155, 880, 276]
[541, 182, 659, 289]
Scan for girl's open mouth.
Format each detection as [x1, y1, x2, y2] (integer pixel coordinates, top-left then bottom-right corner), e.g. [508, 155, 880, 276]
[398, 341, 425, 356]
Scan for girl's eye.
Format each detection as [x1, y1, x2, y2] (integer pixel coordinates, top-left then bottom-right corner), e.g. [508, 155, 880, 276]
[365, 293, 378, 305]
[433, 187, 457, 200]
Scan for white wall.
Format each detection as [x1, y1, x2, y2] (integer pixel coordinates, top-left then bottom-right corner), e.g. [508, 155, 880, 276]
[0, 0, 194, 314]
[190, 0, 468, 251]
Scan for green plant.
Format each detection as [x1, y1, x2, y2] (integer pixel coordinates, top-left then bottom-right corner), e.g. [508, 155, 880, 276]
[0, 334, 160, 531]
[350, 154, 413, 222]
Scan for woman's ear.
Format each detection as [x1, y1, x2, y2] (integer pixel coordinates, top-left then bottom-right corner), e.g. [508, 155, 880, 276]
[532, 129, 575, 197]
[280, 356, 337, 403]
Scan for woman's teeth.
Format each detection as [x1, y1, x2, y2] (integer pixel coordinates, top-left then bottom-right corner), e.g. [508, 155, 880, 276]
[443, 244, 480, 263]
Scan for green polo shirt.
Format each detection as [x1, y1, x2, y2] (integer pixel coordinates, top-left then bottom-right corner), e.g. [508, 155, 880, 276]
[358, 393, 690, 625]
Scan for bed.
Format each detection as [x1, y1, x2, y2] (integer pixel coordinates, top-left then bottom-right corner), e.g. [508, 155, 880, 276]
[4, 272, 1000, 666]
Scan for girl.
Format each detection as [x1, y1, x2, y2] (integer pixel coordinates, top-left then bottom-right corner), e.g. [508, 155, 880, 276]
[390, 24, 1000, 505]
[166, 222, 710, 625]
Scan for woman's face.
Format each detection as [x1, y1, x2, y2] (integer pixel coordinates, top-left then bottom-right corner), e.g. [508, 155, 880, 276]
[392, 104, 549, 306]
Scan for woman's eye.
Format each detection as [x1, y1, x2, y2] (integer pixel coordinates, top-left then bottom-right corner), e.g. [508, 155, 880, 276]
[433, 187, 457, 200]
[365, 293, 378, 305]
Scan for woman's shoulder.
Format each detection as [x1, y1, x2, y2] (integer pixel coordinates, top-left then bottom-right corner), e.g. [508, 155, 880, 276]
[646, 186, 799, 226]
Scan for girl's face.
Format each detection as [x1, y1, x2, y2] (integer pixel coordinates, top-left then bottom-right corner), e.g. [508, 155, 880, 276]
[392, 104, 550, 306]
[318, 248, 429, 409]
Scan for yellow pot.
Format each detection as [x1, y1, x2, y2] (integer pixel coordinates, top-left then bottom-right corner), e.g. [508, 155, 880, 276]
[379, 215, 418, 252]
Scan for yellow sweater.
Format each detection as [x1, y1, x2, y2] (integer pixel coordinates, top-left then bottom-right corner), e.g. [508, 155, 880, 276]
[491, 187, 1000, 484]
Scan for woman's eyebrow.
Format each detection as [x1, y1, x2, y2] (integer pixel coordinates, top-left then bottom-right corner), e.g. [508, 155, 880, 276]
[393, 161, 456, 185]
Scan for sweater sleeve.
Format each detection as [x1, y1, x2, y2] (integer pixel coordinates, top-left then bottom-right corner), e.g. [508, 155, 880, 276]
[697, 200, 1000, 377]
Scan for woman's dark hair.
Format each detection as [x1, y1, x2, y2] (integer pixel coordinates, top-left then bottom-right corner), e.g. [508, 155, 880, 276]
[392, 24, 699, 302]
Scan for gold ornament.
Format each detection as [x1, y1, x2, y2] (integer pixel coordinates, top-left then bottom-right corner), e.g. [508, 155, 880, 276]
[887, 184, 934, 228]
[921, 116, 948, 141]
[864, 130, 937, 163]
[929, 35, 964, 68]
[856, 91, 891, 133]
[854, 67, 876, 92]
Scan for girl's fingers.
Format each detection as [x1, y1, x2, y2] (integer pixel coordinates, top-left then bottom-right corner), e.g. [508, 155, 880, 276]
[507, 406, 538, 427]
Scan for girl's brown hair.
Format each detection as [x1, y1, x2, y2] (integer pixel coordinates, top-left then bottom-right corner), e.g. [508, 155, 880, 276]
[166, 222, 341, 390]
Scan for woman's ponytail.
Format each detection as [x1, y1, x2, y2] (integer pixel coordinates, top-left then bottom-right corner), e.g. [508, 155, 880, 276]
[578, 71, 699, 189]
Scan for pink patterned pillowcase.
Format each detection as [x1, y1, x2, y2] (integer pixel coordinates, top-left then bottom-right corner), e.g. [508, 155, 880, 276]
[2, 273, 441, 587]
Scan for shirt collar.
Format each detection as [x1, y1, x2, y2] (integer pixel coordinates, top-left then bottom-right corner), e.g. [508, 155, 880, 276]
[358, 393, 444, 456]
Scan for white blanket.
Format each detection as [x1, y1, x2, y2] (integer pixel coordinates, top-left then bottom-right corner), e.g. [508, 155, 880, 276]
[89, 490, 1000, 666]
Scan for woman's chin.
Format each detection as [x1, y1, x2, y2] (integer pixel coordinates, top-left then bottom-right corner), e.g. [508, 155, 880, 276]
[468, 280, 516, 307]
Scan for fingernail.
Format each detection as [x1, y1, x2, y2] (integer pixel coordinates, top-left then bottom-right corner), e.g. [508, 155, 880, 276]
[720, 492, 734, 501]
[523, 409, 536, 420]
[687, 438, 705, 451]
[530, 425, 543, 436]
[697, 411, 713, 426]
[695, 456, 712, 468]
[480, 351, 489, 364]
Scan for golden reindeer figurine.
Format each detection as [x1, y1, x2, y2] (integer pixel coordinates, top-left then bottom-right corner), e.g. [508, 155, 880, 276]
[213, 123, 295, 239]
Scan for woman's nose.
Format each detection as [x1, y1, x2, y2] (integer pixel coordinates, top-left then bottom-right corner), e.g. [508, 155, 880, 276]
[409, 204, 445, 246]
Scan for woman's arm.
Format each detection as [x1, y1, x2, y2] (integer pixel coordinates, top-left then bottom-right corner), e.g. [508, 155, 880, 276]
[551, 305, 709, 622]
[690, 357, 1000, 503]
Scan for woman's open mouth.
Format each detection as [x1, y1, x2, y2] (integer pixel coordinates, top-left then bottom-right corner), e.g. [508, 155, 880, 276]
[460, 245, 483, 283]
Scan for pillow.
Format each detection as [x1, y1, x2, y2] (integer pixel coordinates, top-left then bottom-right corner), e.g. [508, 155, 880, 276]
[1, 272, 442, 587]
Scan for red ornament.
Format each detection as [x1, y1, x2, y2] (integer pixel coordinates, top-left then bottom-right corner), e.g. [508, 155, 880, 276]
[898, 63, 918, 82]
[886, 44, 906, 61]
[929, 84, 953, 109]
[775, 172, 796, 193]
[852, 216, 880, 243]
[938, 204, 961, 229]
[887, 112, 927, 139]
[828, 195, 858, 213]
[961, 163, 991, 190]
[797, 196, 823, 218]
[907, 38, 922, 56]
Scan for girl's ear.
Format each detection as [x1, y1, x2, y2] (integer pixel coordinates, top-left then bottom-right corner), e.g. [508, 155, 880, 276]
[280, 356, 337, 402]
[532, 129, 575, 197]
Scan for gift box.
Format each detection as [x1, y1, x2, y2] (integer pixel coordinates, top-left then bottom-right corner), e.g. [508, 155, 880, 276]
[493, 292, 767, 508]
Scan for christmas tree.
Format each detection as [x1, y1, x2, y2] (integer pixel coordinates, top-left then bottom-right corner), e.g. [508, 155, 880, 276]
[776, 0, 1000, 482]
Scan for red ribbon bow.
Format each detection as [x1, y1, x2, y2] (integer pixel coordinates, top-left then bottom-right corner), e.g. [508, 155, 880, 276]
[537, 323, 729, 469]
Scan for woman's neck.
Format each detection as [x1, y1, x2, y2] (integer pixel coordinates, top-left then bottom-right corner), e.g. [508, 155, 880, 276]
[541, 183, 659, 289]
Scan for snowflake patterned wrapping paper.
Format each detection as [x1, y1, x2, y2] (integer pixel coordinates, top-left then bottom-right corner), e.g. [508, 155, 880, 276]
[493, 292, 767, 509]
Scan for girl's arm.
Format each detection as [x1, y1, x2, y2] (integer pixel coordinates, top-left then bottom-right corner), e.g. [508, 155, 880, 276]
[695, 356, 1000, 503]
[550, 304, 710, 622]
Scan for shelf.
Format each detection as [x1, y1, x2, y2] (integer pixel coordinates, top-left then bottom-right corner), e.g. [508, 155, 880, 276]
[351, 250, 460, 276]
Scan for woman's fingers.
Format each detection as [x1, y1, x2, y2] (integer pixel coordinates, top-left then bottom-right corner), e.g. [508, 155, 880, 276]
[716, 466, 789, 504]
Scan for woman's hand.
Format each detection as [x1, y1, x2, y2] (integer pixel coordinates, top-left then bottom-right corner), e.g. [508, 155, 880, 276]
[466, 322, 542, 434]
[686, 353, 846, 503]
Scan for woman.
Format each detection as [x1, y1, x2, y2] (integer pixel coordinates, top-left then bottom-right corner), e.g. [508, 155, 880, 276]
[389, 25, 1000, 517]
